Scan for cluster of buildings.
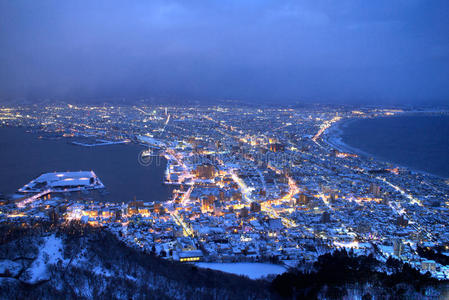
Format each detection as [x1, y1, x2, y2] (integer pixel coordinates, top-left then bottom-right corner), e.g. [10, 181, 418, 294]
[1, 104, 449, 279]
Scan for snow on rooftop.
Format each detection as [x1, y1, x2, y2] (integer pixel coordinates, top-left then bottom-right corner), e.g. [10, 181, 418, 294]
[19, 170, 104, 193]
[35, 171, 95, 183]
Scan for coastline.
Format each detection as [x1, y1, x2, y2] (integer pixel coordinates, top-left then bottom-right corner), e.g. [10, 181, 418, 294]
[323, 115, 449, 180]
[323, 117, 369, 156]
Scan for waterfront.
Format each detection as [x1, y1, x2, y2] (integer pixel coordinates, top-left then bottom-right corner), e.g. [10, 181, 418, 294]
[334, 115, 449, 178]
[2, 104, 449, 286]
[0, 127, 172, 202]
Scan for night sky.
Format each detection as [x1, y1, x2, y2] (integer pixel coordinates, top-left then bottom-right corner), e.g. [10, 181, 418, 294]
[1, 0, 448, 104]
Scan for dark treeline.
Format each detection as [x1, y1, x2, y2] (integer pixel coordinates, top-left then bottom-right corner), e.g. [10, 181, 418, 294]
[271, 249, 444, 299]
[418, 246, 449, 266]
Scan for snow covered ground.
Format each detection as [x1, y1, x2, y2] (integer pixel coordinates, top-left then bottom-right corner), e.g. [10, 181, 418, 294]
[22, 234, 64, 284]
[195, 262, 287, 279]
[0, 259, 22, 277]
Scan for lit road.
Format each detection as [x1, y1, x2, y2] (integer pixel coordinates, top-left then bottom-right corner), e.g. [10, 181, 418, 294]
[312, 115, 341, 142]
[378, 176, 422, 206]
[181, 186, 194, 204]
[230, 169, 254, 202]
[171, 211, 195, 238]
[16, 189, 51, 208]
[376, 176, 434, 241]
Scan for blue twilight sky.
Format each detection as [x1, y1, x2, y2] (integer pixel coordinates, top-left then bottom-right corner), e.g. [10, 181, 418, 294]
[0, 0, 448, 104]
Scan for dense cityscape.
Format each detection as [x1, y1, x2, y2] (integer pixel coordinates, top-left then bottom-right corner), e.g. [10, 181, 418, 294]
[2, 0, 449, 297]
[1, 103, 449, 287]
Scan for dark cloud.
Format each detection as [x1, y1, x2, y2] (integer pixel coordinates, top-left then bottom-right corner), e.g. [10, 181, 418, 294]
[0, 0, 448, 104]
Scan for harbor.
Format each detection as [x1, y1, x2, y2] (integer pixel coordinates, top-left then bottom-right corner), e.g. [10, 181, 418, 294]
[0, 127, 172, 203]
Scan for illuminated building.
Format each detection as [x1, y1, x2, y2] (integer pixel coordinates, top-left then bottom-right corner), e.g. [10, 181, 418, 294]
[369, 183, 381, 198]
[178, 250, 203, 262]
[298, 194, 310, 205]
[393, 239, 404, 257]
[201, 196, 215, 212]
[421, 260, 436, 272]
[195, 164, 216, 179]
[269, 143, 284, 152]
[19, 171, 104, 193]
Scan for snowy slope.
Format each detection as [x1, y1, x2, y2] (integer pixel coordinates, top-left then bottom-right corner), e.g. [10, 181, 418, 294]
[21, 234, 64, 284]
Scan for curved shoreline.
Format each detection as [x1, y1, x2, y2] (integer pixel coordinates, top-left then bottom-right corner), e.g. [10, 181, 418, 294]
[323, 114, 449, 179]
[324, 118, 361, 153]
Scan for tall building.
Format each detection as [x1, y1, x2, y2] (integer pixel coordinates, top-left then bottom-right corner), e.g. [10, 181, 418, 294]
[269, 143, 285, 152]
[250, 201, 261, 213]
[231, 191, 242, 202]
[369, 183, 381, 197]
[321, 211, 331, 223]
[393, 239, 404, 257]
[297, 193, 310, 205]
[396, 214, 409, 227]
[421, 260, 436, 272]
[195, 164, 216, 179]
[219, 190, 225, 201]
[240, 207, 249, 218]
[201, 196, 215, 212]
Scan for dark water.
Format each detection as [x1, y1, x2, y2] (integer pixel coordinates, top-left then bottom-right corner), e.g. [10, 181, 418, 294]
[341, 115, 449, 178]
[0, 127, 172, 202]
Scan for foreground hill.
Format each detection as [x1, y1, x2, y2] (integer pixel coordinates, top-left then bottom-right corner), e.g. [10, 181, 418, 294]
[0, 222, 270, 299]
[1, 221, 448, 299]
